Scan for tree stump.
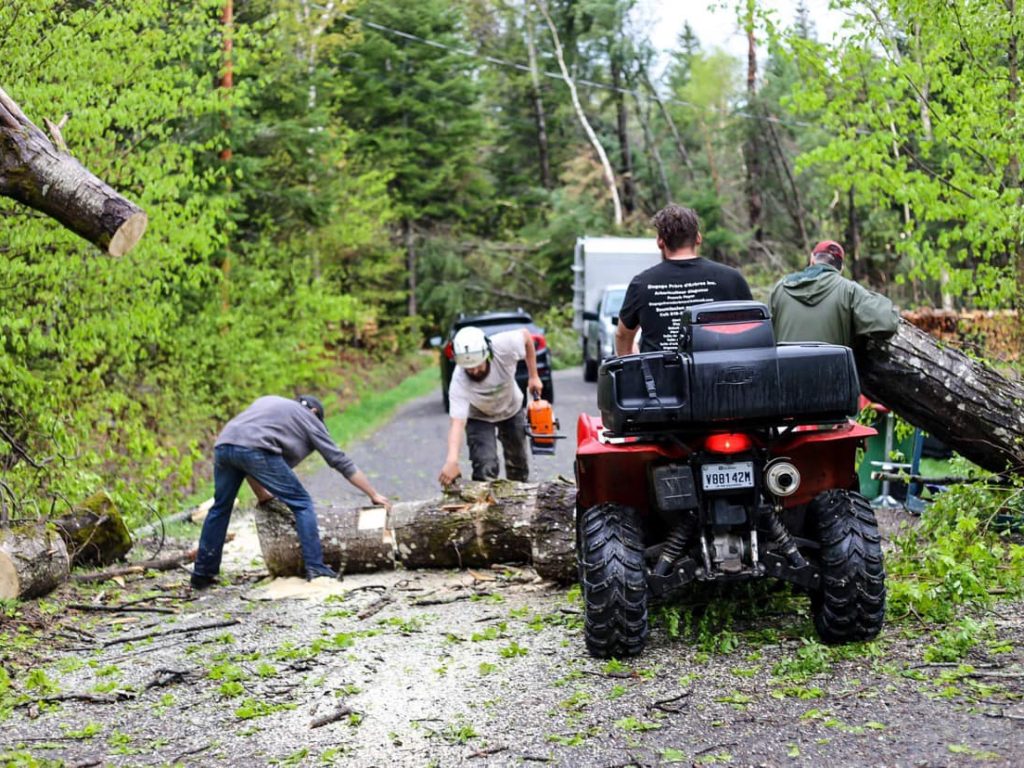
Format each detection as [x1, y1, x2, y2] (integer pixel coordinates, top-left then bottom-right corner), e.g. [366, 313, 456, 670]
[0, 524, 71, 599]
[253, 480, 578, 583]
[54, 491, 133, 567]
[857, 320, 1024, 475]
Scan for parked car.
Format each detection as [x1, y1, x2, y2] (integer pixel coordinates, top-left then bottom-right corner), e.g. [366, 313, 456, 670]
[435, 310, 555, 413]
[581, 284, 627, 382]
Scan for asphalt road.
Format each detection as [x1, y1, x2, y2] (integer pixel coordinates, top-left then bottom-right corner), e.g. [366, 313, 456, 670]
[304, 366, 597, 506]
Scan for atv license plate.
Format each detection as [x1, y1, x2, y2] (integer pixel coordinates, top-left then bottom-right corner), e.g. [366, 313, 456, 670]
[701, 462, 754, 491]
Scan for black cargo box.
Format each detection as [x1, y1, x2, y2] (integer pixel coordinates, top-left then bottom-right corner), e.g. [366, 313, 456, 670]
[597, 301, 860, 434]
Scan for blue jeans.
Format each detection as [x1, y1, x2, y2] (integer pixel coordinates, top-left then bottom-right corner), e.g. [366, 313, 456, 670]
[194, 444, 332, 580]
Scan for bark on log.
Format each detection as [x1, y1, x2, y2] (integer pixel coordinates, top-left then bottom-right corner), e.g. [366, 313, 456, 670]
[0, 86, 147, 256]
[254, 480, 577, 583]
[54, 491, 133, 567]
[856, 320, 1024, 475]
[0, 523, 70, 599]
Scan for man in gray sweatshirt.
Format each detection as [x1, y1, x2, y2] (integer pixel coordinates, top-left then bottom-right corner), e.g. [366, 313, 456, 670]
[191, 395, 390, 588]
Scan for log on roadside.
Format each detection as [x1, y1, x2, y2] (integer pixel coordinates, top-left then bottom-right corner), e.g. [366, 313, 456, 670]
[254, 480, 577, 583]
[856, 320, 1024, 475]
[0, 523, 70, 599]
[54, 491, 133, 567]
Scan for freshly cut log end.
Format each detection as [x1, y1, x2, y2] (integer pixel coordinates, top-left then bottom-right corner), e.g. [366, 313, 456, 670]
[0, 525, 71, 599]
[107, 210, 148, 257]
[0, 86, 148, 256]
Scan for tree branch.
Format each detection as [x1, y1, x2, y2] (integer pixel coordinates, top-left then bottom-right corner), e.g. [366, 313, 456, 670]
[0, 85, 147, 255]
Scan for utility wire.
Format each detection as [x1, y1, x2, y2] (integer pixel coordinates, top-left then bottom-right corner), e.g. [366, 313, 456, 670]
[339, 12, 817, 131]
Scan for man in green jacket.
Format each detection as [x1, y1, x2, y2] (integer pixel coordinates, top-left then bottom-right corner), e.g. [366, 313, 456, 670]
[770, 240, 899, 347]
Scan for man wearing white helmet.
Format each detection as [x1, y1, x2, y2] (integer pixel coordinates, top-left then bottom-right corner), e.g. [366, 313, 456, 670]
[438, 327, 543, 487]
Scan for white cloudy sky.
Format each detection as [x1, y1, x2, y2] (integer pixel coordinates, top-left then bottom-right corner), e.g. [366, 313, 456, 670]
[638, 0, 849, 62]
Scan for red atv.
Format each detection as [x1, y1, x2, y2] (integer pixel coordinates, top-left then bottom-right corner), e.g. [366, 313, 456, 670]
[574, 301, 885, 658]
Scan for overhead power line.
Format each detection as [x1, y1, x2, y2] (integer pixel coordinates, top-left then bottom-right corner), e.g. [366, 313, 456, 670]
[339, 12, 815, 131]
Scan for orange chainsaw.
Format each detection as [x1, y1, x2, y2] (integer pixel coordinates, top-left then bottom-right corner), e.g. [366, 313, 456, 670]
[525, 393, 565, 455]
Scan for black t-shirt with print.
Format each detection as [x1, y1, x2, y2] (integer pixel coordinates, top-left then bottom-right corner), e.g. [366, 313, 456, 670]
[618, 257, 752, 352]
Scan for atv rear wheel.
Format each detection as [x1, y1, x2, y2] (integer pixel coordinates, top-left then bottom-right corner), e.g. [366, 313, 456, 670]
[810, 490, 886, 644]
[578, 502, 648, 657]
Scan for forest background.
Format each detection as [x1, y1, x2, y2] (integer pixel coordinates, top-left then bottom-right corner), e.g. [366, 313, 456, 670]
[2, 0, 1022, 526]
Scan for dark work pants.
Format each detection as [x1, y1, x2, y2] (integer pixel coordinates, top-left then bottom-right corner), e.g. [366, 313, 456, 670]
[465, 409, 529, 482]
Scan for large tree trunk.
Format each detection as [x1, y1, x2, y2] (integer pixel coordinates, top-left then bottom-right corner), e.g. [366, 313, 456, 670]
[743, 10, 764, 261]
[610, 56, 636, 215]
[537, 1, 622, 226]
[631, 80, 671, 207]
[0, 523, 70, 599]
[524, 16, 552, 191]
[254, 480, 577, 583]
[857, 320, 1024, 475]
[54, 491, 133, 567]
[0, 86, 147, 256]
[638, 62, 695, 183]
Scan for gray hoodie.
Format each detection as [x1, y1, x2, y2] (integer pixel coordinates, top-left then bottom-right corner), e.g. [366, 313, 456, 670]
[216, 396, 357, 478]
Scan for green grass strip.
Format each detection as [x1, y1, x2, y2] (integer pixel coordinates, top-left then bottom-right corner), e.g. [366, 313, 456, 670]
[327, 365, 439, 446]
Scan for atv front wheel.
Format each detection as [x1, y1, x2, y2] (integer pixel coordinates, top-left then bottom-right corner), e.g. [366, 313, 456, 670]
[810, 490, 886, 644]
[578, 502, 648, 657]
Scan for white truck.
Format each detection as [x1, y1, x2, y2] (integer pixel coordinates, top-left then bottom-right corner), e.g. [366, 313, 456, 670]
[572, 236, 662, 381]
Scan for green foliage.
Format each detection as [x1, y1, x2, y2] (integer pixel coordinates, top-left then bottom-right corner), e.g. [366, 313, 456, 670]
[923, 618, 989, 663]
[784, 0, 1024, 308]
[0, 0, 414, 524]
[887, 481, 1024, 622]
[234, 697, 297, 720]
[4, 0, 1019, 534]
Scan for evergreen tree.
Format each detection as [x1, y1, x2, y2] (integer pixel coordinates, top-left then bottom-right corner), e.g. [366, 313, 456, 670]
[336, 0, 492, 317]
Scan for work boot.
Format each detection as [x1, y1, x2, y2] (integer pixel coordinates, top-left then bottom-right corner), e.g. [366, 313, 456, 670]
[189, 572, 218, 591]
[306, 565, 340, 581]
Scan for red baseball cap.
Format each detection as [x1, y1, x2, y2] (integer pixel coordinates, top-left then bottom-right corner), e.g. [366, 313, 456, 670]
[812, 240, 845, 268]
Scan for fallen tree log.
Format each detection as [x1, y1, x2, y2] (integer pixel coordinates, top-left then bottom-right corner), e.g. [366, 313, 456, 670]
[857, 320, 1024, 475]
[0, 523, 70, 599]
[254, 480, 577, 583]
[54, 491, 133, 567]
[70, 550, 195, 584]
[0, 86, 147, 256]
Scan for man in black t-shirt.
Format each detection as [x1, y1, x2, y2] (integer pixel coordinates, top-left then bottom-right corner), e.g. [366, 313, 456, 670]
[616, 204, 752, 354]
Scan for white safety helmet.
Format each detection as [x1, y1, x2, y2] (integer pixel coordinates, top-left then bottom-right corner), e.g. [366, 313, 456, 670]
[451, 326, 491, 369]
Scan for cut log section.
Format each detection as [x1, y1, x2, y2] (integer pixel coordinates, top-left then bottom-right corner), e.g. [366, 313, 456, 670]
[857, 320, 1024, 475]
[0, 524, 71, 599]
[54, 491, 133, 567]
[254, 480, 578, 583]
[0, 86, 147, 256]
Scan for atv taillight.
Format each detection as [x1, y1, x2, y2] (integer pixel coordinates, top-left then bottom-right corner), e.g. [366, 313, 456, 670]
[704, 433, 753, 454]
[531, 333, 547, 351]
[443, 341, 454, 361]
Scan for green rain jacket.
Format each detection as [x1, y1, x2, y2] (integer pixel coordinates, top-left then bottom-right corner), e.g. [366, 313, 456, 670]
[769, 265, 899, 348]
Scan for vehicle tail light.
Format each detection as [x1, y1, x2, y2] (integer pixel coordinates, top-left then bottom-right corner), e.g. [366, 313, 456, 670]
[702, 322, 763, 335]
[704, 433, 753, 454]
[443, 340, 454, 361]
[531, 333, 547, 352]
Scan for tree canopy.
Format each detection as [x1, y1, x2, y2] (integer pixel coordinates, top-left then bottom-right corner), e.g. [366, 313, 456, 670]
[1, 0, 1020, 521]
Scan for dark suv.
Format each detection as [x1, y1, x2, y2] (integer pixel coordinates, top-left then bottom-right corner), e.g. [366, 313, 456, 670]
[436, 310, 555, 412]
